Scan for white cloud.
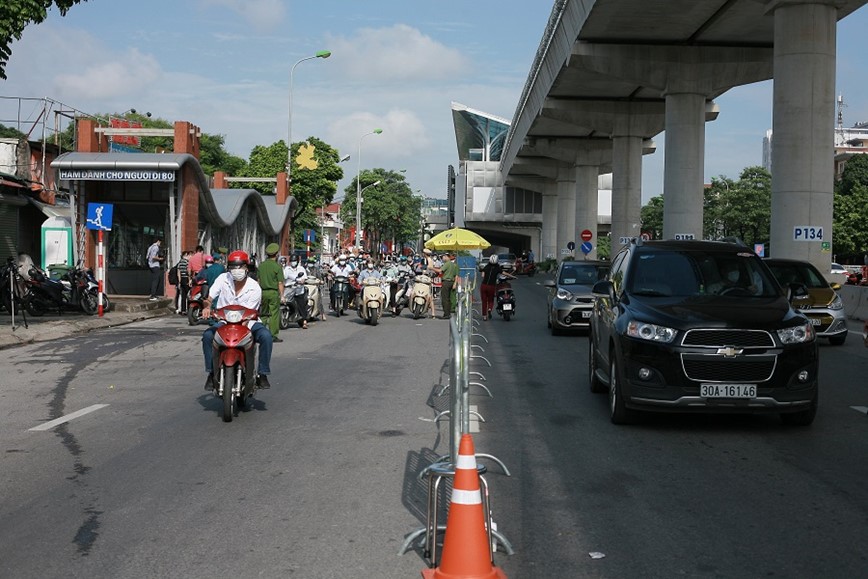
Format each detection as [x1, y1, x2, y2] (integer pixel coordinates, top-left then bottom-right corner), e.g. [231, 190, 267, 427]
[325, 24, 470, 83]
[198, 0, 286, 32]
[55, 50, 161, 100]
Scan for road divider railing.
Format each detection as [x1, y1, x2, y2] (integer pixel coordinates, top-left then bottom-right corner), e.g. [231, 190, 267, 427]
[400, 273, 514, 564]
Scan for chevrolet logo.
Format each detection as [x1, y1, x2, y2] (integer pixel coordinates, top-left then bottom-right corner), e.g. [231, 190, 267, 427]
[717, 346, 744, 358]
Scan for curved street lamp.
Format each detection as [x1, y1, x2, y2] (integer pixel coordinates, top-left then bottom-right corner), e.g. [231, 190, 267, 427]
[355, 128, 383, 248]
[288, 50, 331, 185]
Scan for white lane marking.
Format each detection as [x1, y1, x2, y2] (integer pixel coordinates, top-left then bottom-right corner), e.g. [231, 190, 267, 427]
[850, 406, 868, 415]
[29, 404, 110, 431]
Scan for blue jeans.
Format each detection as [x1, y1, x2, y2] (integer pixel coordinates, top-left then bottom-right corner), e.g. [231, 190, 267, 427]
[202, 321, 272, 375]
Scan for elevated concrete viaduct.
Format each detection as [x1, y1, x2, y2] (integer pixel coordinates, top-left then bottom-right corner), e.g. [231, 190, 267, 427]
[498, 0, 867, 271]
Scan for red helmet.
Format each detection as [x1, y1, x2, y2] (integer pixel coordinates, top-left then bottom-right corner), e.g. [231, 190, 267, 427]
[227, 250, 249, 267]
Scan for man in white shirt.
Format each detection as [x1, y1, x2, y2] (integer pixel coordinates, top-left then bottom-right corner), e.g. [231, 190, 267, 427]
[146, 238, 164, 300]
[329, 256, 355, 310]
[201, 250, 273, 390]
[282, 255, 310, 329]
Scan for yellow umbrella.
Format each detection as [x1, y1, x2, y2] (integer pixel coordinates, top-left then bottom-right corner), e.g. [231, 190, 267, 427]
[424, 227, 491, 251]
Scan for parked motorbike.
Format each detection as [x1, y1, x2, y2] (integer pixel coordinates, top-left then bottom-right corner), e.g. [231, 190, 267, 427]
[187, 278, 208, 325]
[331, 275, 351, 316]
[21, 261, 101, 316]
[358, 276, 386, 326]
[279, 279, 309, 329]
[0, 256, 27, 315]
[210, 304, 260, 422]
[514, 258, 537, 277]
[411, 274, 433, 319]
[495, 274, 516, 321]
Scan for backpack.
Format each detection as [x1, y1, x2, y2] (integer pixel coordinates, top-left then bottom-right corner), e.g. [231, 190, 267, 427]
[168, 262, 179, 285]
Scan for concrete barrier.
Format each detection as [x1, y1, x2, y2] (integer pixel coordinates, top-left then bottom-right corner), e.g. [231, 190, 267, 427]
[839, 285, 868, 321]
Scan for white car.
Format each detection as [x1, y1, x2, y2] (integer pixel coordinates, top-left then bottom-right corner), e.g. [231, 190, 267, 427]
[830, 262, 849, 282]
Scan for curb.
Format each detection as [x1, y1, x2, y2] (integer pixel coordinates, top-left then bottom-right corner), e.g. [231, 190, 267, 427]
[0, 307, 174, 350]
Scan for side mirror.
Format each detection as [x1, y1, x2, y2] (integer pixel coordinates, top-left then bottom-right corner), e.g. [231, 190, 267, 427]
[787, 282, 809, 301]
[543, 279, 556, 289]
[592, 280, 614, 298]
[829, 281, 841, 291]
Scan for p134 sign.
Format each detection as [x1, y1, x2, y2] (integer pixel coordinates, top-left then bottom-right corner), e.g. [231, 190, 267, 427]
[793, 226, 823, 241]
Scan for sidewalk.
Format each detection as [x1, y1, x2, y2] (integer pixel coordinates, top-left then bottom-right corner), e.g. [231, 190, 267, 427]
[0, 296, 175, 350]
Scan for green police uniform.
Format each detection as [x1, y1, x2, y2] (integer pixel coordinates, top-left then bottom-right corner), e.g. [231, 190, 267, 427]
[440, 258, 460, 317]
[258, 244, 283, 338]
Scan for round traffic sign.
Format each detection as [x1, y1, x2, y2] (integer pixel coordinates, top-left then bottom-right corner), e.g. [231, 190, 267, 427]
[580, 241, 593, 255]
[580, 229, 593, 242]
[567, 241, 576, 251]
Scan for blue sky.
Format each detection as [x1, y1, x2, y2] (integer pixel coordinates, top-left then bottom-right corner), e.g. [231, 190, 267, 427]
[2, 0, 867, 205]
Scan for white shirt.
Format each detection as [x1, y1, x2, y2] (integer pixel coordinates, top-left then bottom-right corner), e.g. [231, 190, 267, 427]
[208, 272, 262, 320]
[146, 243, 161, 268]
[283, 264, 308, 285]
[331, 264, 353, 277]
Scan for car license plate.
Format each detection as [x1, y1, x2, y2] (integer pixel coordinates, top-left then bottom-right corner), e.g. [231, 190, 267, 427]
[502, 303, 513, 310]
[700, 383, 756, 398]
[809, 317, 821, 326]
[581, 310, 592, 318]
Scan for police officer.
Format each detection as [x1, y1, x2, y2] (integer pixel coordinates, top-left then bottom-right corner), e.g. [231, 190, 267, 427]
[257, 243, 284, 342]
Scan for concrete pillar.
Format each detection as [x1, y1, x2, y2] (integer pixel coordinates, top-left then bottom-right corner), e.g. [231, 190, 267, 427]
[610, 135, 644, 254]
[541, 186, 558, 261]
[575, 163, 600, 260]
[556, 165, 577, 259]
[663, 92, 706, 240]
[770, 1, 836, 271]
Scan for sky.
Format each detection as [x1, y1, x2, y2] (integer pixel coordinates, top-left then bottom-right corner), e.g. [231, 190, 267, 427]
[2, 0, 868, 206]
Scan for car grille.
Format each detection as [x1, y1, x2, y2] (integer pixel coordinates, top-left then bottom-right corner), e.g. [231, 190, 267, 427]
[681, 354, 777, 382]
[681, 329, 775, 348]
[573, 297, 593, 304]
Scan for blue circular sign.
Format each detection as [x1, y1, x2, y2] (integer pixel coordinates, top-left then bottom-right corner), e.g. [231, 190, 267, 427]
[580, 241, 593, 255]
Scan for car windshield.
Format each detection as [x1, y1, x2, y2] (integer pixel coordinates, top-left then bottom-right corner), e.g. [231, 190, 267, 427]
[767, 262, 829, 289]
[628, 249, 779, 298]
[498, 253, 516, 262]
[559, 263, 606, 286]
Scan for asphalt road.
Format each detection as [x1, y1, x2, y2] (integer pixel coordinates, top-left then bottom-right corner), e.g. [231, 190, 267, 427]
[1, 278, 868, 578]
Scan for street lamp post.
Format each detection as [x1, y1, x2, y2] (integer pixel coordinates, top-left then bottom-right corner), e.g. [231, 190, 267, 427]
[355, 128, 383, 248]
[287, 50, 331, 186]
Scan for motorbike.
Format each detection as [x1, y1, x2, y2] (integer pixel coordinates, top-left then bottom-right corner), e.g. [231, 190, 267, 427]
[0, 256, 27, 315]
[21, 262, 101, 316]
[331, 275, 351, 316]
[495, 274, 516, 321]
[392, 272, 413, 316]
[187, 278, 208, 325]
[411, 274, 433, 319]
[514, 258, 537, 277]
[358, 276, 386, 326]
[305, 277, 325, 321]
[210, 304, 260, 422]
[279, 278, 309, 329]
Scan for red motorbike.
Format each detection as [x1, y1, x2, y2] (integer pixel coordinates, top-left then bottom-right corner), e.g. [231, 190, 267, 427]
[211, 304, 260, 422]
[187, 278, 208, 325]
[514, 257, 537, 277]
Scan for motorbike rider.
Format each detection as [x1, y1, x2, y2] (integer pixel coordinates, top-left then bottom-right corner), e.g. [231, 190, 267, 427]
[283, 253, 310, 329]
[329, 256, 356, 310]
[358, 259, 383, 285]
[201, 250, 273, 390]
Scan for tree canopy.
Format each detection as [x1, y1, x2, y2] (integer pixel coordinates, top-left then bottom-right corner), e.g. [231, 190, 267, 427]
[340, 168, 422, 251]
[1, 1, 86, 80]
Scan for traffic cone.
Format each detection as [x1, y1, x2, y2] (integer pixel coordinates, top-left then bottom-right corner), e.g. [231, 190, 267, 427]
[422, 433, 507, 579]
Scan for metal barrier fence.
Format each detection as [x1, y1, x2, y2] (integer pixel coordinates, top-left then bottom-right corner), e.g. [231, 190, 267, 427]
[400, 270, 514, 561]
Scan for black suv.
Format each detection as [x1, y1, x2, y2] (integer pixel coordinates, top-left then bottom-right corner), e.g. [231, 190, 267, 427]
[588, 240, 818, 426]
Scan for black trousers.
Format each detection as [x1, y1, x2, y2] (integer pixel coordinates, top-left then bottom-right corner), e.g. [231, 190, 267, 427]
[149, 267, 162, 297]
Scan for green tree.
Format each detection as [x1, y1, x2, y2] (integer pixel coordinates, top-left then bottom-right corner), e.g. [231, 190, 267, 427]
[0, 123, 26, 139]
[597, 233, 611, 260]
[713, 166, 771, 245]
[199, 133, 246, 177]
[838, 153, 868, 197]
[833, 155, 868, 261]
[245, 137, 344, 246]
[640, 195, 664, 239]
[1, 1, 87, 80]
[340, 168, 421, 253]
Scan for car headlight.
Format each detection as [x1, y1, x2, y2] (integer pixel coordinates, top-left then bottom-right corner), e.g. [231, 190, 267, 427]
[224, 309, 243, 323]
[626, 321, 677, 343]
[829, 294, 844, 311]
[556, 289, 573, 301]
[777, 322, 815, 344]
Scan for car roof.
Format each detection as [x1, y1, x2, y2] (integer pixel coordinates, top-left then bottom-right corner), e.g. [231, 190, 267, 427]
[637, 239, 755, 253]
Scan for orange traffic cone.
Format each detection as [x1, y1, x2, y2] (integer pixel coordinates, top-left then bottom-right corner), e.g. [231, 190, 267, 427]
[422, 433, 507, 579]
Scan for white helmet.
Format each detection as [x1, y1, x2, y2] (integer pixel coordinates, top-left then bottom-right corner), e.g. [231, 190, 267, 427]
[489, 254, 498, 265]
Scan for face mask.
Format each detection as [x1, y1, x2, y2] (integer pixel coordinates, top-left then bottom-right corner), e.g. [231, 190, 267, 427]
[367, 263, 374, 269]
[338, 261, 346, 267]
[230, 268, 247, 281]
[290, 261, 298, 268]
